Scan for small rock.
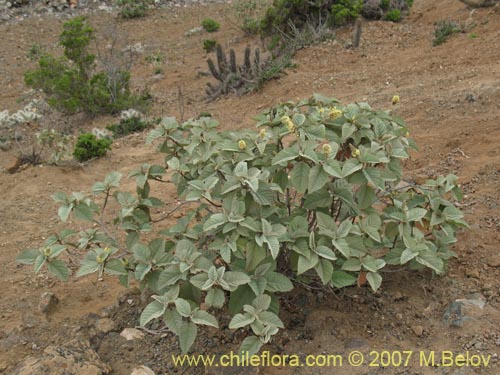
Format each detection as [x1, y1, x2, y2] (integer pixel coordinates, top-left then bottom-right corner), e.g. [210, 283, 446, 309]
[443, 298, 486, 327]
[465, 268, 480, 279]
[96, 318, 116, 334]
[393, 291, 405, 301]
[411, 325, 424, 337]
[486, 255, 500, 268]
[1, 153, 21, 174]
[131, 366, 155, 375]
[120, 328, 145, 341]
[38, 292, 59, 315]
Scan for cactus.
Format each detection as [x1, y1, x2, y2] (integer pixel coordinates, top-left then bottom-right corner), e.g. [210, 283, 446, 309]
[205, 44, 270, 101]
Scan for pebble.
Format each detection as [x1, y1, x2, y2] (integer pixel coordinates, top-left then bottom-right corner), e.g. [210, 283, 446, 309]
[120, 327, 145, 341]
[411, 325, 424, 337]
[131, 365, 156, 375]
[465, 268, 480, 279]
[486, 254, 500, 268]
[96, 318, 116, 334]
[38, 291, 59, 315]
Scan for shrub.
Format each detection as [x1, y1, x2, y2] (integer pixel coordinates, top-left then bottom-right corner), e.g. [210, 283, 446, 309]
[73, 133, 112, 161]
[117, 0, 151, 19]
[384, 9, 401, 22]
[202, 39, 217, 53]
[201, 18, 220, 33]
[330, 0, 363, 26]
[24, 17, 142, 115]
[107, 114, 151, 138]
[17, 95, 467, 355]
[36, 129, 74, 165]
[433, 20, 462, 46]
[380, 0, 391, 10]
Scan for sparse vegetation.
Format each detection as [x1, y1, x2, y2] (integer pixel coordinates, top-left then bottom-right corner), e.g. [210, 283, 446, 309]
[433, 20, 462, 46]
[233, 0, 269, 34]
[203, 39, 217, 53]
[36, 129, 74, 165]
[73, 133, 112, 162]
[117, 0, 151, 19]
[201, 18, 220, 33]
[145, 50, 165, 74]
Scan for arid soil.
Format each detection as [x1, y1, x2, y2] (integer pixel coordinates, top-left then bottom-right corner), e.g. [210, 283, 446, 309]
[0, 0, 499, 374]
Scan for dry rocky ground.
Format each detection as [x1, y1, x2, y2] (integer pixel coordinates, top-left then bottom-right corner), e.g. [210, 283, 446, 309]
[0, 0, 499, 374]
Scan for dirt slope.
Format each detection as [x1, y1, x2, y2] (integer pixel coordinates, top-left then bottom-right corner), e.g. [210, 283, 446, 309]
[0, 0, 499, 373]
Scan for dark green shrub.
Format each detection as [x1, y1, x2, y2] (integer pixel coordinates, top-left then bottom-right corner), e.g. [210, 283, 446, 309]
[330, 0, 362, 26]
[24, 16, 143, 115]
[117, 0, 151, 18]
[433, 20, 462, 46]
[201, 18, 220, 32]
[73, 133, 112, 161]
[203, 39, 217, 53]
[384, 9, 401, 22]
[107, 116, 151, 138]
[380, 0, 390, 10]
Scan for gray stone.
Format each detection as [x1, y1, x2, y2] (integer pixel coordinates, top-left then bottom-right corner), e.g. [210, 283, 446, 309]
[443, 298, 485, 327]
[38, 292, 59, 315]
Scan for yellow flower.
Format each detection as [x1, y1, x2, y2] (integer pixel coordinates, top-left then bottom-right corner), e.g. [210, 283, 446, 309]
[238, 140, 247, 150]
[329, 108, 343, 120]
[259, 129, 267, 138]
[103, 247, 111, 253]
[322, 143, 332, 155]
[96, 255, 104, 264]
[318, 108, 325, 114]
[405, 131, 410, 138]
[281, 116, 296, 132]
[43, 248, 52, 257]
[353, 148, 361, 157]
[392, 95, 400, 105]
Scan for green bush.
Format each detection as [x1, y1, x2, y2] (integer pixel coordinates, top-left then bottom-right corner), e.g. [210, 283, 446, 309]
[202, 39, 217, 53]
[380, 0, 390, 10]
[330, 0, 362, 26]
[24, 16, 142, 115]
[107, 116, 151, 138]
[117, 0, 151, 18]
[201, 18, 220, 33]
[433, 20, 462, 46]
[18, 94, 467, 355]
[384, 9, 401, 22]
[260, 0, 363, 35]
[73, 133, 112, 161]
